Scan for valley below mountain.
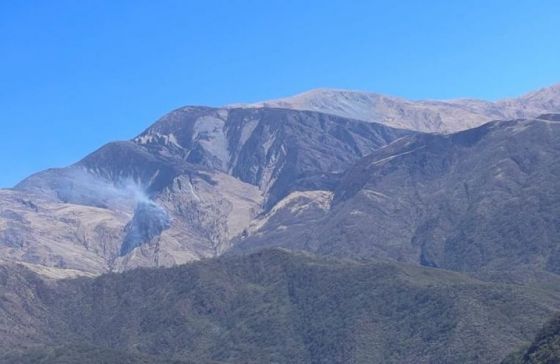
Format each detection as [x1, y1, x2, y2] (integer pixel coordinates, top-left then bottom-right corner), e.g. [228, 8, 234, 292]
[2, 249, 560, 363]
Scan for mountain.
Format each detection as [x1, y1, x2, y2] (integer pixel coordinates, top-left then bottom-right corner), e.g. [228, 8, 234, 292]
[1, 86, 559, 277]
[234, 115, 560, 274]
[1, 85, 560, 363]
[2, 249, 560, 364]
[0, 85, 559, 278]
[3, 107, 409, 275]
[245, 84, 560, 132]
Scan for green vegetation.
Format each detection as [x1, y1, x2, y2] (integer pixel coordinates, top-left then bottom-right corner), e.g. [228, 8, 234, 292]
[503, 314, 560, 364]
[2, 249, 560, 363]
[0, 344, 189, 364]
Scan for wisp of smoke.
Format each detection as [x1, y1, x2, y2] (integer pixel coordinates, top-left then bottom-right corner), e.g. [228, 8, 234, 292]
[58, 167, 157, 210]
[61, 168, 173, 255]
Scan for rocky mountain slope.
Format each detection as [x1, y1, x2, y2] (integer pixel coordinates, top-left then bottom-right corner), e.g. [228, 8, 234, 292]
[2, 249, 560, 364]
[234, 115, 560, 274]
[246, 84, 560, 132]
[3, 107, 409, 275]
[0, 87, 559, 277]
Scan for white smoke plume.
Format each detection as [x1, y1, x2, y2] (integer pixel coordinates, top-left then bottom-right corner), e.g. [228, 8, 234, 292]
[53, 167, 157, 211]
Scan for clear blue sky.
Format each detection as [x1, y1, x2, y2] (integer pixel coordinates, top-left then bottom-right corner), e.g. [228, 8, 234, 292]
[1, 0, 559, 187]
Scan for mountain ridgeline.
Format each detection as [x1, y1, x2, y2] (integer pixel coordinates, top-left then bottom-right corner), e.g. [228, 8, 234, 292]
[9, 107, 411, 273]
[1, 85, 560, 362]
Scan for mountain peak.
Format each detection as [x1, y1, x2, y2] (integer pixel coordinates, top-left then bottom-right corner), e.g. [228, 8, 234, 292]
[513, 82, 560, 103]
[236, 83, 560, 133]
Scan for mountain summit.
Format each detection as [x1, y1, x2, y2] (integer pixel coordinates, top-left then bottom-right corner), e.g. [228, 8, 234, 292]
[242, 84, 560, 132]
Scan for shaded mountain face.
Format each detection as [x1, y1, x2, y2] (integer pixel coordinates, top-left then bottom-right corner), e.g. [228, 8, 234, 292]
[2, 249, 560, 364]
[133, 107, 410, 207]
[19, 107, 410, 203]
[4, 106, 409, 274]
[234, 116, 560, 274]
[246, 84, 560, 132]
[120, 201, 171, 256]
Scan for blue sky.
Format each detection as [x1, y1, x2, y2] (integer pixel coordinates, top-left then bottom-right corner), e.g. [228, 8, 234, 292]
[1, 0, 559, 187]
